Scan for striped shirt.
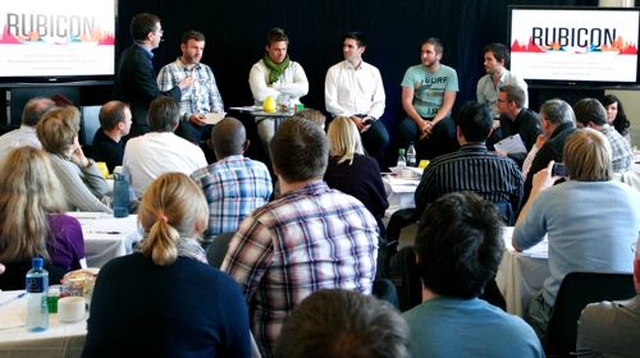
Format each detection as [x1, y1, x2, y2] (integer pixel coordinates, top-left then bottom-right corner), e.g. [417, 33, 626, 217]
[221, 181, 379, 358]
[157, 58, 224, 118]
[415, 143, 524, 214]
[190, 155, 273, 243]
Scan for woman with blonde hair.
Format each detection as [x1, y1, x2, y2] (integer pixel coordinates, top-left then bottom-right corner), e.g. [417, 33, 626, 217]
[36, 106, 112, 213]
[84, 173, 251, 357]
[0, 146, 85, 289]
[324, 116, 388, 233]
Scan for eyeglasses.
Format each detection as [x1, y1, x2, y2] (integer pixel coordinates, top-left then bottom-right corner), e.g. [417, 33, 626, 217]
[497, 99, 510, 103]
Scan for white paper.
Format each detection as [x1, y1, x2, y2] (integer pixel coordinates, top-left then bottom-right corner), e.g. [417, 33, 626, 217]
[494, 134, 527, 154]
[203, 112, 226, 125]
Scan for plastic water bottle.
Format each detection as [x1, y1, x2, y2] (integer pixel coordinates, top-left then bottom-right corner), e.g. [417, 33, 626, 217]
[406, 143, 417, 167]
[397, 148, 407, 168]
[26, 257, 49, 332]
[112, 173, 130, 218]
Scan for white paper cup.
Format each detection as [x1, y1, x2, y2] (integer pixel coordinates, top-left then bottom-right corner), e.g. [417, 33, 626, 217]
[58, 296, 86, 323]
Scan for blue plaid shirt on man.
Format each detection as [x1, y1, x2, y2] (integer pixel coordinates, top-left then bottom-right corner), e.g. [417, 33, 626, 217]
[191, 155, 272, 244]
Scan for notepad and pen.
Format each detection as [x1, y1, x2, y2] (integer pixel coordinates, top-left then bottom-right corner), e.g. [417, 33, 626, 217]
[203, 112, 227, 125]
[494, 134, 527, 155]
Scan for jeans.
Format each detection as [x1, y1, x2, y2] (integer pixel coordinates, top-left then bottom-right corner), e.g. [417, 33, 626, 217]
[397, 116, 457, 160]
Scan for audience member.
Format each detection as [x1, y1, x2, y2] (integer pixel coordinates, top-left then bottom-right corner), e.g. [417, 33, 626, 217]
[513, 128, 640, 341]
[123, 96, 207, 198]
[476, 42, 528, 118]
[249, 27, 309, 151]
[576, 237, 640, 358]
[0, 147, 85, 289]
[83, 173, 251, 357]
[397, 37, 458, 161]
[403, 191, 544, 358]
[36, 106, 112, 213]
[92, 100, 132, 173]
[573, 97, 633, 173]
[190, 117, 272, 247]
[488, 85, 541, 167]
[275, 289, 410, 358]
[324, 116, 388, 234]
[601, 94, 632, 146]
[114, 13, 190, 138]
[221, 118, 379, 357]
[415, 102, 523, 222]
[522, 98, 576, 203]
[0, 97, 56, 163]
[325, 31, 389, 170]
[291, 108, 326, 130]
[158, 30, 224, 154]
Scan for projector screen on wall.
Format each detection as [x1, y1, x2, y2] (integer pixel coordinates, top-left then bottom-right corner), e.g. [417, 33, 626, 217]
[0, 0, 116, 85]
[509, 6, 640, 86]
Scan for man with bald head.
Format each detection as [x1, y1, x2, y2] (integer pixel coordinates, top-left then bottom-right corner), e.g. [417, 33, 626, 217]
[0, 97, 56, 163]
[191, 117, 272, 247]
[92, 100, 132, 172]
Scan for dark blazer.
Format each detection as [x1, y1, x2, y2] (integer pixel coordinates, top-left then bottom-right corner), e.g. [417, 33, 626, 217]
[114, 44, 181, 137]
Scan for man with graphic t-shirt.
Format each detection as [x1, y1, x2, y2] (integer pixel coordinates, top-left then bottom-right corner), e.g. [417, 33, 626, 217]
[397, 38, 459, 160]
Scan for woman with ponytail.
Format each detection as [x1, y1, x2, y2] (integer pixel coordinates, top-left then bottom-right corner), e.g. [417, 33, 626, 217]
[84, 172, 252, 357]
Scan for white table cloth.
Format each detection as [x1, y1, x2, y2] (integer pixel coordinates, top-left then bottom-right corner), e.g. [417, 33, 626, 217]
[496, 226, 550, 317]
[67, 212, 142, 268]
[0, 290, 87, 358]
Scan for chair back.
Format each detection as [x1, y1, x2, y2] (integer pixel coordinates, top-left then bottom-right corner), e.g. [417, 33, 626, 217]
[546, 271, 636, 356]
[205, 232, 235, 268]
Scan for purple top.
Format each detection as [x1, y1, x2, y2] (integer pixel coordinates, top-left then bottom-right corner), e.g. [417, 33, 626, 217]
[47, 214, 85, 271]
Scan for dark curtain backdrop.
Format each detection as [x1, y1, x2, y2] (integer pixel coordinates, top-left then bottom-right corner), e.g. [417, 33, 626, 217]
[117, 0, 597, 164]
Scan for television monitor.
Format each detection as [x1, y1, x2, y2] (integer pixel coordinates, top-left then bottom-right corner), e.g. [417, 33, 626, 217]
[508, 6, 640, 87]
[0, 0, 116, 86]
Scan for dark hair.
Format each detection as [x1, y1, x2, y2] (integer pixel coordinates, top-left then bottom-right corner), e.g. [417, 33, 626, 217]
[482, 43, 510, 67]
[21, 97, 56, 126]
[454, 102, 493, 142]
[573, 98, 607, 127]
[148, 97, 179, 132]
[343, 31, 367, 48]
[182, 30, 205, 44]
[275, 289, 410, 358]
[266, 27, 288, 46]
[99, 101, 130, 130]
[269, 118, 328, 182]
[130, 13, 160, 42]
[414, 191, 504, 298]
[422, 37, 443, 55]
[212, 117, 246, 158]
[499, 85, 526, 108]
[601, 94, 631, 136]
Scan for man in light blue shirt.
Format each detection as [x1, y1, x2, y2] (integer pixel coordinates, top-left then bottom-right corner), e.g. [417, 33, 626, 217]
[403, 191, 543, 358]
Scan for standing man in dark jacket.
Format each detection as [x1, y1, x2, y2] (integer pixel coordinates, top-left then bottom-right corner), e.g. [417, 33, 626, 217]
[115, 13, 192, 138]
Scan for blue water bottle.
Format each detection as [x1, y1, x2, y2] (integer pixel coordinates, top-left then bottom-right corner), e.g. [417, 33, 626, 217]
[26, 257, 49, 332]
[112, 173, 130, 218]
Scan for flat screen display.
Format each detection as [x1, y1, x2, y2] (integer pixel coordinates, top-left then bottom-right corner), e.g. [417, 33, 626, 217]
[0, 0, 116, 85]
[509, 7, 639, 86]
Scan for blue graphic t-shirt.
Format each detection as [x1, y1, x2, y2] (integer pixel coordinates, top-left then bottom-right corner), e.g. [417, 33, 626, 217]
[401, 64, 459, 118]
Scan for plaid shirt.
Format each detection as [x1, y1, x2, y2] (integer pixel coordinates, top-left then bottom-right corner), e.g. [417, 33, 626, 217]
[601, 124, 633, 173]
[221, 181, 379, 358]
[191, 155, 273, 243]
[157, 58, 224, 118]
